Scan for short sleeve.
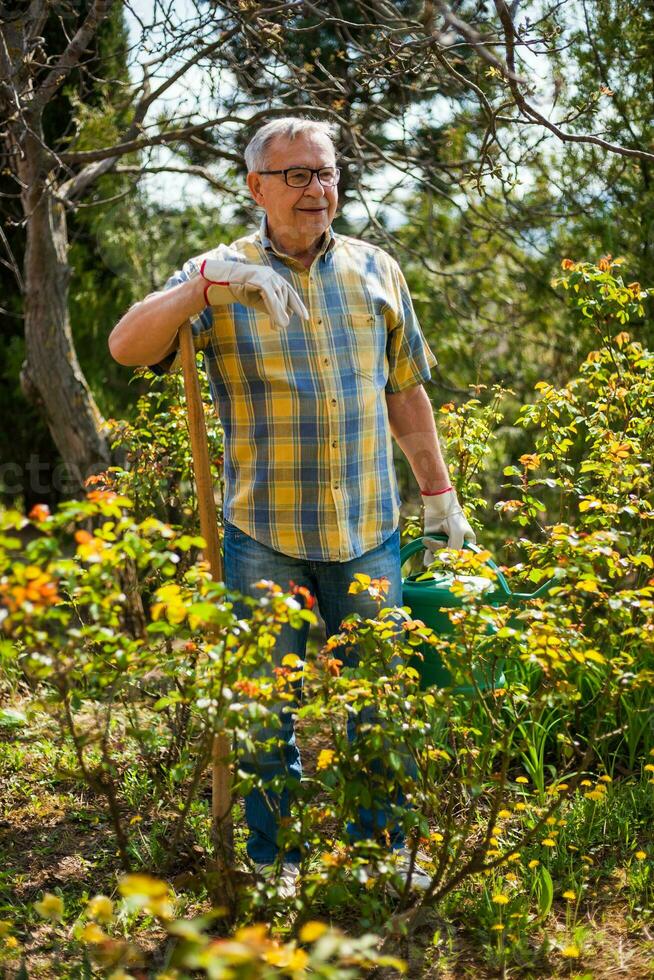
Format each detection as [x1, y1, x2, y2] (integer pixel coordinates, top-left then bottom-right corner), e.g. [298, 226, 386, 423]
[384, 257, 437, 393]
[147, 259, 214, 376]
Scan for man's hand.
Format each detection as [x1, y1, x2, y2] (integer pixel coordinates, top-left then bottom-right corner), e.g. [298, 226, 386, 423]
[199, 256, 308, 330]
[422, 487, 476, 562]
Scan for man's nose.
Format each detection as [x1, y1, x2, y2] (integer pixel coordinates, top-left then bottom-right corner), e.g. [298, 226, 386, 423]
[303, 173, 326, 196]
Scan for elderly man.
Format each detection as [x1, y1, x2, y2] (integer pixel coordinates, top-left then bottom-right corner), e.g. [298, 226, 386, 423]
[109, 116, 474, 896]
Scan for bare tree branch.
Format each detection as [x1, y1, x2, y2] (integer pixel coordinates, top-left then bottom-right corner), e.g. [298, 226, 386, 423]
[433, 0, 528, 83]
[114, 162, 237, 197]
[493, 0, 654, 162]
[31, 0, 114, 115]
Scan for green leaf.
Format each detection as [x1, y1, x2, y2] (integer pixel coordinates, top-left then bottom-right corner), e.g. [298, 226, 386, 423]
[536, 865, 554, 919]
[0, 708, 27, 728]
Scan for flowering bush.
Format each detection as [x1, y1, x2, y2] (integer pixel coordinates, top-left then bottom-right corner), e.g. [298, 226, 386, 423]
[1, 259, 652, 974]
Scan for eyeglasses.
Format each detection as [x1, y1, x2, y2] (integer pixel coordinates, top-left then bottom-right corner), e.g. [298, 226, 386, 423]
[257, 166, 341, 188]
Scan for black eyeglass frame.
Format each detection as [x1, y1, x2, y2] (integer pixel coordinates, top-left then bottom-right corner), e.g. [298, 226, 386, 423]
[256, 166, 341, 187]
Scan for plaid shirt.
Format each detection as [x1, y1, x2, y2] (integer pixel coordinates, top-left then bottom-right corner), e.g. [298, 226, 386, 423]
[152, 218, 437, 561]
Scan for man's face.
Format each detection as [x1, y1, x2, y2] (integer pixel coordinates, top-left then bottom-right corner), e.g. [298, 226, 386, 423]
[247, 133, 338, 252]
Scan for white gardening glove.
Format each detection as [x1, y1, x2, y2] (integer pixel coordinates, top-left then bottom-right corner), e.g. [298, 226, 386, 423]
[422, 487, 476, 565]
[199, 255, 308, 330]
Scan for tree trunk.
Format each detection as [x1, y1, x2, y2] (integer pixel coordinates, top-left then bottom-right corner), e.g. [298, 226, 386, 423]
[20, 127, 111, 495]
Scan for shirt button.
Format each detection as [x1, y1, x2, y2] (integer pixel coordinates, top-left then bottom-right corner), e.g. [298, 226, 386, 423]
[330, 398, 336, 407]
[323, 357, 329, 365]
[331, 440, 337, 448]
[333, 483, 340, 490]
[317, 318, 322, 325]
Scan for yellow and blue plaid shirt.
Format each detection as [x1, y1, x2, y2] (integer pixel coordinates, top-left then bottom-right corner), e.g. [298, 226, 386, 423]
[153, 218, 437, 561]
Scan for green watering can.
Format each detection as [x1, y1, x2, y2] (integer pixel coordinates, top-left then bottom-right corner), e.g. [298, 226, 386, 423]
[400, 533, 554, 693]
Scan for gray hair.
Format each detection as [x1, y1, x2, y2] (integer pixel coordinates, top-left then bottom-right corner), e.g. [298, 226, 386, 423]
[244, 117, 336, 172]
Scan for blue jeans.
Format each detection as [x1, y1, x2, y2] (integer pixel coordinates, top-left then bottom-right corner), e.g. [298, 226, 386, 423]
[223, 519, 408, 864]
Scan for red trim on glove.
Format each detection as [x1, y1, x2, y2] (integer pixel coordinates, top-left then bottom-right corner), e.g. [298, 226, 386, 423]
[200, 259, 230, 305]
[421, 486, 453, 496]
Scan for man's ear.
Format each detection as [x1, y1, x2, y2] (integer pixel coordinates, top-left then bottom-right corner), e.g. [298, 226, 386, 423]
[247, 172, 264, 205]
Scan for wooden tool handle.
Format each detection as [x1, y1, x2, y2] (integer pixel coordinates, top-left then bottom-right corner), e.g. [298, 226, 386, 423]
[177, 321, 232, 864]
[178, 321, 223, 580]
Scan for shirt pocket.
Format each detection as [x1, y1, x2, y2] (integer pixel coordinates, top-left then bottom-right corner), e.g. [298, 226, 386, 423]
[341, 312, 387, 385]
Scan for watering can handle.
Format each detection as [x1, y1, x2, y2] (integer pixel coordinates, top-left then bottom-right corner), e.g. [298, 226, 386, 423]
[399, 534, 555, 602]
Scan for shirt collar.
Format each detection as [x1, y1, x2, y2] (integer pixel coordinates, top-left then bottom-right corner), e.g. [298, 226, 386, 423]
[258, 215, 335, 263]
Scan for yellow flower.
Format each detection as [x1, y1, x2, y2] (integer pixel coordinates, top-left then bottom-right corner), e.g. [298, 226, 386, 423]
[562, 890, 576, 901]
[514, 802, 527, 811]
[0, 922, 12, 938]
[498, 810, 512, 819]
[562, 944, 580, 958]
[316, 749, 335, 771]
[546, 816, 556, 825]
[580, 779, 592, 787]
[528, 859, 540, 869]
[599, 774, 612, 782]
[644, 764, 654, 773]
[492, 894, 509, 905]
[515, 776, 529, 784]
[4, 935, 19, 949]
[634, 851, 647, 861]
[584, 790, 606, 802]
[34, 893, 64, 922]
[266, 946, 309, 971]
[491, 923, 505, 931]
[81, 922, 107, 945]
[118, 874, 173, 919]
[542, 838, 556, 847]
[87, 896, 114, 924]
[299, 921, 328, 943]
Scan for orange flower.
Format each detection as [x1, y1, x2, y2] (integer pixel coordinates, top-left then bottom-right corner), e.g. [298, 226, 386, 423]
[323, 657, 342, 677]
[368, 576, 390, 600]
[86, 489, 118, 503]
[233, 679, 261, 699]
[518, 453, 541, 471]
[83, 473, 109, 487]
[560, 258, 575, 270]
[402, 618, 426, 631]
[289, 580, 315, 610]
[597, 254, 612, 271]
[28, 503, 50, 522]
